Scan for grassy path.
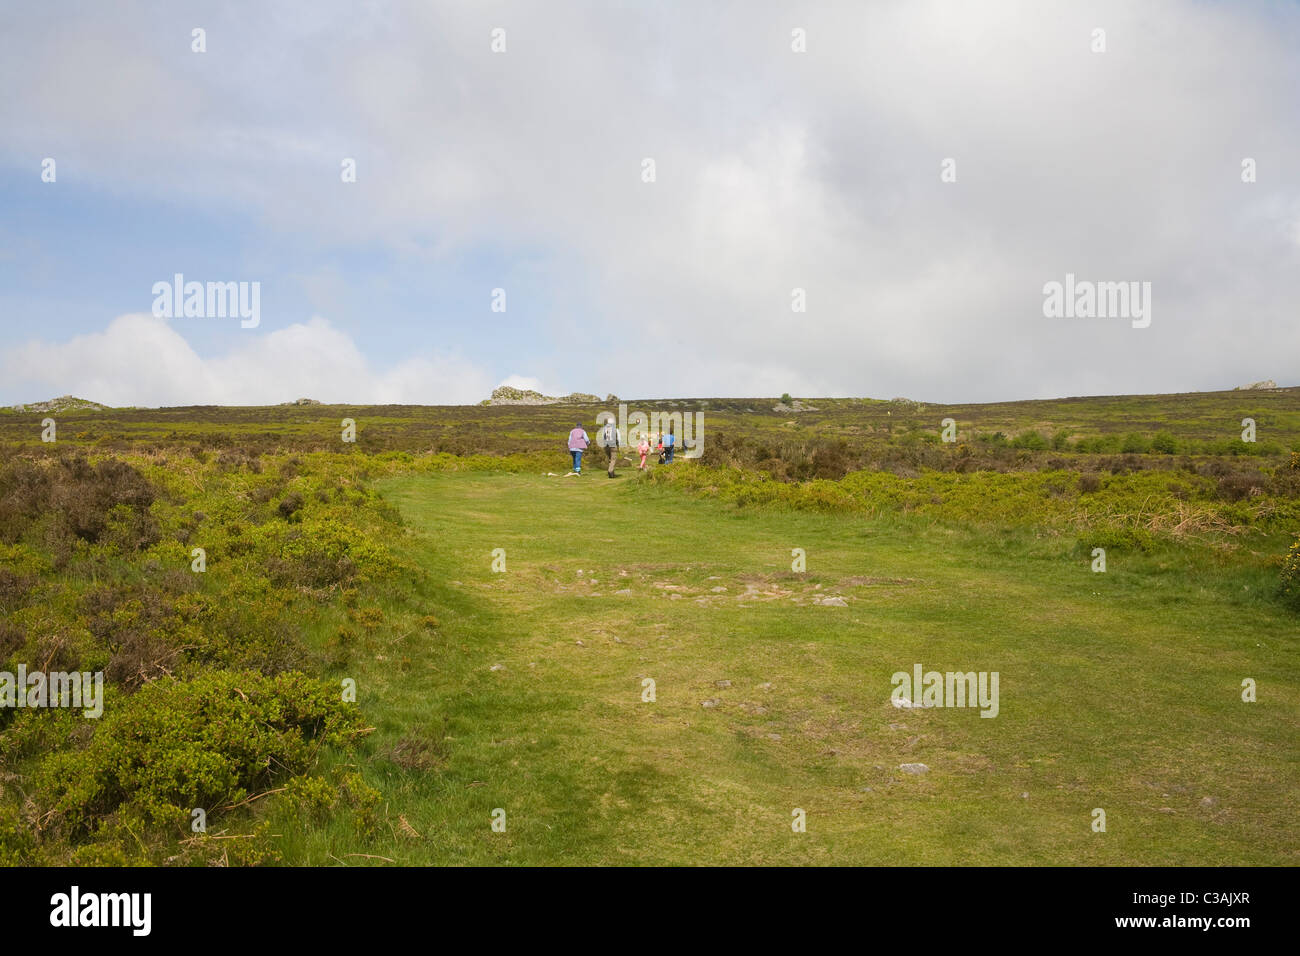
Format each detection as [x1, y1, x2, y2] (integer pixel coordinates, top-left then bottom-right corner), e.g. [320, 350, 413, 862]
[288, 471, 1298, 865]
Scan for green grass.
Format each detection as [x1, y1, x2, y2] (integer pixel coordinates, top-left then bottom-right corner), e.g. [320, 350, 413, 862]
[282, 470, 1299, 865]
[4, 387, 1297, 865]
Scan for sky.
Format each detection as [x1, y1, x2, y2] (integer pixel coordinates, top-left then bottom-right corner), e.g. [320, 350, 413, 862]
[0, 0, 1297, 407]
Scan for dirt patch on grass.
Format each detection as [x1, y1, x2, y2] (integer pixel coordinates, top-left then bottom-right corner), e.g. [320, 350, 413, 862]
[385, 732, 448, 771]
[838, 575, 917, 587]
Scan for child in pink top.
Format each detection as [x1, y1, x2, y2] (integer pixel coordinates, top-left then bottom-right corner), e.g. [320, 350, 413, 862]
[637, 435, 650, 469]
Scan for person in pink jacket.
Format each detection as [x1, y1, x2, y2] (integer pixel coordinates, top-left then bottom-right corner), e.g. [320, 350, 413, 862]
[567, 422, 589, 473]
[637, 434, 650, 470]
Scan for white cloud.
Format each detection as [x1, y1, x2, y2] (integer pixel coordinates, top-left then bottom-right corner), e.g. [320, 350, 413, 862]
[2, 314, 494, 407]
[0, 1, 1297, 401]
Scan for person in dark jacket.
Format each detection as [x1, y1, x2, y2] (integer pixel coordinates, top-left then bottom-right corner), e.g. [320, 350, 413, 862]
[599, 417, 622, 477]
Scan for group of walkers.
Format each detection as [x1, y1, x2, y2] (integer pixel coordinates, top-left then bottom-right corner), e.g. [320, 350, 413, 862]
[566, 418, 678, 477]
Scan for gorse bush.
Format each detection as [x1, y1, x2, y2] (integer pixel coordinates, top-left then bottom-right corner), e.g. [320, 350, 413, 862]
[1152, 431, 1179, 454]
[269, 515, 397, 588]
[37, 670, 363, 838]
[647, 461, 1300, 544]
[1121, 432, 1152, 454]
[1012, 431, 1049, 451]
[1282, 536, 1300, 605]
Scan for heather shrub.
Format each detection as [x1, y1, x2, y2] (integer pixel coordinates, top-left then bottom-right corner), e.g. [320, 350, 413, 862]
[0, 455, 156, 550]
[1216, 471, 1266, 502]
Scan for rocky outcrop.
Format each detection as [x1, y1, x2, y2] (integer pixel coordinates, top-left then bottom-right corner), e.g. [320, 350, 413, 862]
[10, 395, 108, 413]
[488, 386, 603, 406]
[773, 399, 820, 413]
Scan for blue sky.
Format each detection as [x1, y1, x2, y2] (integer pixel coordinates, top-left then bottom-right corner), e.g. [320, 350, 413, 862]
[1, 137, 576, 397]
[8, 172, 568, 355]
[1, 0, 1297, 406]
